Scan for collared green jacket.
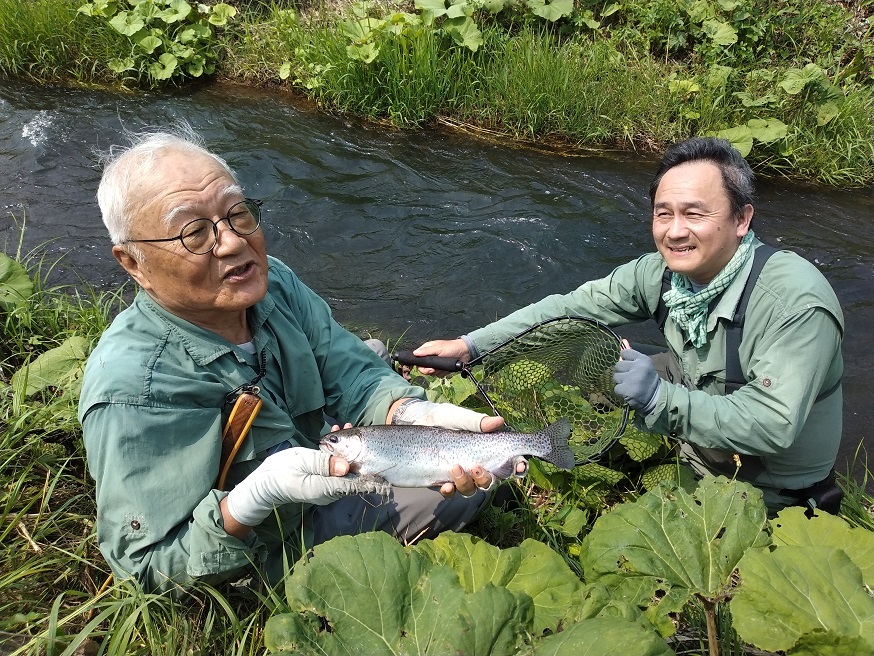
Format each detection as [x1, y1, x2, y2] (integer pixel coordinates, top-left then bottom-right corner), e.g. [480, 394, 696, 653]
[468, 240, 844, 509]
[79, 256, 425, 593]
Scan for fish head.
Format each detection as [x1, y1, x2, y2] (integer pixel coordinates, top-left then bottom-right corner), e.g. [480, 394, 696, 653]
[319, 428, 366, 464]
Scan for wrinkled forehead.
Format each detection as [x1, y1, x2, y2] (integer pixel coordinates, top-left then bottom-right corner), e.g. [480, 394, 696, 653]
[131, 148, 240, 225]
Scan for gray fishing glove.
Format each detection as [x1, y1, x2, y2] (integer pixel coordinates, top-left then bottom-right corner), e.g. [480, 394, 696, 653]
[391, 398, 487, 432]
[225, 447, 387, 527]
[613, 348, 662, 414]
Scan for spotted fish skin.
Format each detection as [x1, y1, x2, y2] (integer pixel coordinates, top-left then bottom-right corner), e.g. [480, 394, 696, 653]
[319, 418, 573, 487]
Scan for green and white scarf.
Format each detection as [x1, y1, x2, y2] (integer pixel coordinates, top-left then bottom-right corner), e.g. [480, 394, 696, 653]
[662, 231, 756, 348]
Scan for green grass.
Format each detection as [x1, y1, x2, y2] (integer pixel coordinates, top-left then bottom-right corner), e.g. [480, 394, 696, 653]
[1, 241, 873, 653]
[0, 0, 125, 84]
[0, 0, 872, 185]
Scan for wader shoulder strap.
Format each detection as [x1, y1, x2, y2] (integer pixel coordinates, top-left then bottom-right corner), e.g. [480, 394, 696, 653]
[724, 244, 778, 394]
[653, 266, 673, 331]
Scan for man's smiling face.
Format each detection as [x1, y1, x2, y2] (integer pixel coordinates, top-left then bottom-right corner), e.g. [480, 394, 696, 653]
[651, 160, 753, 285]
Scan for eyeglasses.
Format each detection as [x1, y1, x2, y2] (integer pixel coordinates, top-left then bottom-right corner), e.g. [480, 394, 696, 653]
[123, 198, 263, 255]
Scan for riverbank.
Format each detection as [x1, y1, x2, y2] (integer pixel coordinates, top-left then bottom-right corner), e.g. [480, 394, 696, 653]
[0, 0, 872, 187]
[2, 245, 873, 654]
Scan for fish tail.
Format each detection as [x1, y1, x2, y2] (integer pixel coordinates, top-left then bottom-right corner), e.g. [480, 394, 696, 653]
[541, 417, 575, 470]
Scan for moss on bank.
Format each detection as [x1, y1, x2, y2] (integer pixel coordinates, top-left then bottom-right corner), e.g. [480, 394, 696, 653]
[1, 0, 872, 187]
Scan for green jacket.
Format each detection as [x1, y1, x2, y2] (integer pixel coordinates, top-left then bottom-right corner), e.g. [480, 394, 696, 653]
[468, 240, 844, 509]
[79, 256, 425, 593]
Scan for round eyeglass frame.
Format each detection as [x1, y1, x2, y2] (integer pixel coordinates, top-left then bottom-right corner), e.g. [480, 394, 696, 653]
[122, 198, 263, 255]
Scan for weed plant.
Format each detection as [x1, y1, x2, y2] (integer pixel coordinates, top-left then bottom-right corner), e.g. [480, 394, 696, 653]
[0, 0, 124, 84]
[1, 242, 873, 653]
[1, 0, 872, 185]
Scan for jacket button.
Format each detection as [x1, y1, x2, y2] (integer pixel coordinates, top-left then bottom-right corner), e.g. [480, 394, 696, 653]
[130, 520, 141, 530]
[762, 378, 772, 388]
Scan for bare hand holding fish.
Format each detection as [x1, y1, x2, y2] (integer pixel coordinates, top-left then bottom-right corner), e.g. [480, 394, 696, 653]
[320, 418, 574, 489]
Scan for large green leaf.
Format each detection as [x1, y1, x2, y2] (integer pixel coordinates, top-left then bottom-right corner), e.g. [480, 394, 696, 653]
[702, 19, 737, 46]
[267, 532, 532, 654]
[0, 252, 33, 311]
[581, 477, 770, 596]
[714, 125, 753, 156]
[770, 507, 874, 586]
[412, 533, 583, 635]
[526, 0, 573, 21]
[11, 335, 89, 396]
[746, 117, 787, 144]
[732, 545, 874, 655]
[779, 63, 825, 95]
[446, 16, 483, 52]
[533, 616, 676, 655]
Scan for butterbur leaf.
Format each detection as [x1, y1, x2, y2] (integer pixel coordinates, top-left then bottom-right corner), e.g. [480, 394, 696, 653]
[770, 507, 874, 586]
[581, 477, 770, 597]
[714, 125, 753, 156]
[779, 63, 825, 95]
[702, 19, 738, 46]
[270, 532, 532, 654]
[592, 573, 689, 637]
[0, 253, 33, 311]
[747, 117, 787, 144]
[527, 0, 573, 21]
[109, 10, 145, 36]
[415, 0, 449, 23]
[149, 52, 178, 80]
[138, 34, 162, 54]
[413, 533, 583, 635]
[160, 0, 191, 23]
[446, 16, 483, 52]
[208, 3, 237, 26]
[11, 335, 89, 397]
[816, 101, 840, 126]
[533, 616, 676, 655]
[732, 545, 874, 655]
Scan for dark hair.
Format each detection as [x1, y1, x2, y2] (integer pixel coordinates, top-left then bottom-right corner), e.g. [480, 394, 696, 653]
[648, 137, 755, 218]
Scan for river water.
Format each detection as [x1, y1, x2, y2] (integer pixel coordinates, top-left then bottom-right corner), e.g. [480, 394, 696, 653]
[2, 80, 872, 489]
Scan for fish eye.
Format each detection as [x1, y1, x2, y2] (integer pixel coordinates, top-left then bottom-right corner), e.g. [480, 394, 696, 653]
[327, 435, 339, 443]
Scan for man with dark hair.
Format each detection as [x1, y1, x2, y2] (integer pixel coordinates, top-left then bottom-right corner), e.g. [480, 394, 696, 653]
[414, 136, 844, 515]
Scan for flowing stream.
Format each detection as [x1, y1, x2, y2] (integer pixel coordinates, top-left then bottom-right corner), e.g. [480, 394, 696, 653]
[2, 80, 873, 489]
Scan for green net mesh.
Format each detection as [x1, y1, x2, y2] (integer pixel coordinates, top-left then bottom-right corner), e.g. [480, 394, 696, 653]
[472, 317, 629, 464]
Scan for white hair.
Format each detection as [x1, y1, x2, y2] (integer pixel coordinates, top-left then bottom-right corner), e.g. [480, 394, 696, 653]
[96, 123, 238, 246]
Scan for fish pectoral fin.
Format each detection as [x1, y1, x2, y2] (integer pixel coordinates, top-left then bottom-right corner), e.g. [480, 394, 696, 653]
[343, 472, 392, 497]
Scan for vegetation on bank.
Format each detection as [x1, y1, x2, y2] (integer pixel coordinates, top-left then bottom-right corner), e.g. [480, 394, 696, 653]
[2, 237, 874, 654]
[0, 0, 872, 186]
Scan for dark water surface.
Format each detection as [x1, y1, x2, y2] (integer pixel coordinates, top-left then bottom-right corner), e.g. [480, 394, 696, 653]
[2, 81, 873, 489]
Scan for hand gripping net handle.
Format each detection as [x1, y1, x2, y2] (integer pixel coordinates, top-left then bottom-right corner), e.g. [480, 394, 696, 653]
[468, 316, 629, 465]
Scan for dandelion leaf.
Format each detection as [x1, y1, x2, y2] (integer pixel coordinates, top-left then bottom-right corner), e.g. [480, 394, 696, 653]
[413, 532, 583, 635]
[580, 477, 770, 597]
[268, 532, 532, 655]
[732, 545, 874, 655]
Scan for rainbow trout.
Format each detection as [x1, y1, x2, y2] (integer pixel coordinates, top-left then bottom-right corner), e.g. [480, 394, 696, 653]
[319, 418, 573, 487]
